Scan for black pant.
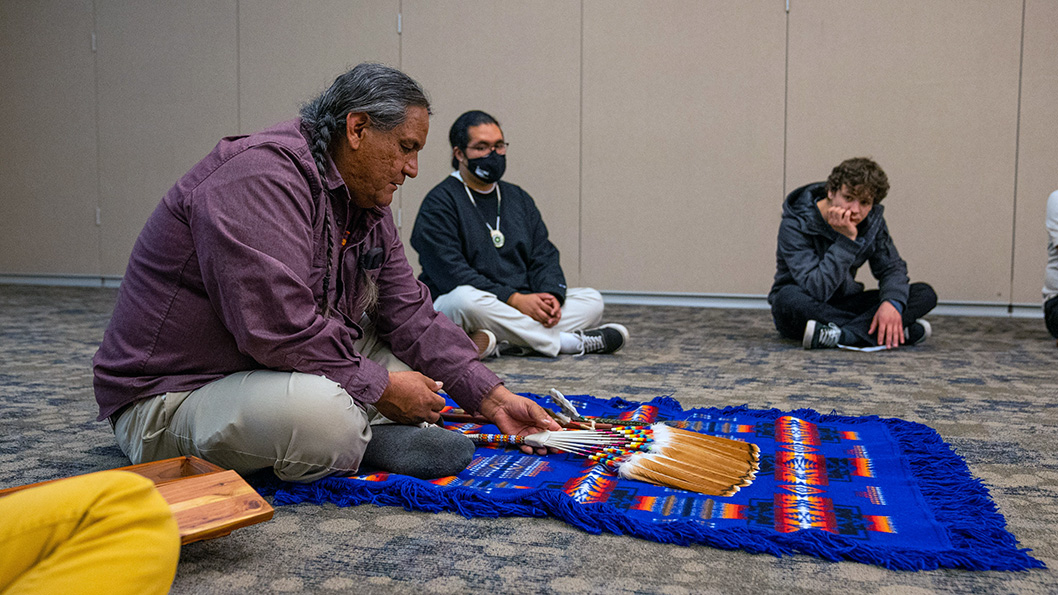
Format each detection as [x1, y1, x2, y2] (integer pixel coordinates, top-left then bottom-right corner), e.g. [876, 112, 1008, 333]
[1046, 296, 1058, 339]
[771, 283, 938, 347]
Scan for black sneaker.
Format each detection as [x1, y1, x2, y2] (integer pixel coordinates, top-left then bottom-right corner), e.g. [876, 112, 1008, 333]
[498, 343, 536, 357]
[576, 323, 629, 355]
[802, 320, 842, 349]
[904, 319, 931, 346]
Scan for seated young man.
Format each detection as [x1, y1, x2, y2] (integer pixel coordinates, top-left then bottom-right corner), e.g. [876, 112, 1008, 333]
[768, 157, 937, 349]
[1044, 190, 1058, 344]
[410, 110, 628, 358]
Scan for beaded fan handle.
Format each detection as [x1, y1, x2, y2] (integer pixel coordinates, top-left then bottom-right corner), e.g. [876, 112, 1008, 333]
[469, 433, 526, 446]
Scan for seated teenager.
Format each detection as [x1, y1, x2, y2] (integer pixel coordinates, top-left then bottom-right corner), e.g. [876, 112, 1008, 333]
[1044, 190, 1058, 344]
[769, 157, 937, 350]
[410, 110, 628, 358]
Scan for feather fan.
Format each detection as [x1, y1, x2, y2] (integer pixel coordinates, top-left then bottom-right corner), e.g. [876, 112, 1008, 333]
[468, 425, 759, 497]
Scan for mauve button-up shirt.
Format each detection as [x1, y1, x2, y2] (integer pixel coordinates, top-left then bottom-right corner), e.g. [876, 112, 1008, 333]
[93, 119, 501, 421]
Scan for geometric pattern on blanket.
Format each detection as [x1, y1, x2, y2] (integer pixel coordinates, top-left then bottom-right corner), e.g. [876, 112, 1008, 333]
[264, 394, 1044, 572]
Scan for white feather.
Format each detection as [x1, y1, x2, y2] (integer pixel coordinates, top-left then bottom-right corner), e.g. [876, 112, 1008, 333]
[548, 388, 582, 419]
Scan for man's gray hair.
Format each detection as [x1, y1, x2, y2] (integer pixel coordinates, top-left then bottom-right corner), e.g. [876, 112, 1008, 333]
[301, 63, 430, 317]
[300, 62, 431, 181]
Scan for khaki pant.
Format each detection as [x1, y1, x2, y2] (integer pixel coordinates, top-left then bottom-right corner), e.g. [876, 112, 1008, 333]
[433, 286, 605, 356]
[112, 320, 412, 483]
[0, 471, 179, 595]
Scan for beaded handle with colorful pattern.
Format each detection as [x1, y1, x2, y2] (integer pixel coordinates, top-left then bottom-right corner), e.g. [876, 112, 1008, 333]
[468, 433, 528, 447]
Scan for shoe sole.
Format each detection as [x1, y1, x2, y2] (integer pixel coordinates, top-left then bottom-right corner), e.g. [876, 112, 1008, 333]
[912, 319, 932, 345]
[470, 329, 497, 360]
[802, 320, 818, 349]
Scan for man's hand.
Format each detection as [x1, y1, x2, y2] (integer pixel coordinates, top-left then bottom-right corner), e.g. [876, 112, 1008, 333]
[823, 204, 858, 240]
[374, 371, 446, 424]
[479, 386, 562, 455]
[869, 301, 904, 349]
[507, 292, 562, 328]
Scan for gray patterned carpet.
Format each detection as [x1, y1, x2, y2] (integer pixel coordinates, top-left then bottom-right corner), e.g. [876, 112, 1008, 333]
[1, 285, 1055, 594]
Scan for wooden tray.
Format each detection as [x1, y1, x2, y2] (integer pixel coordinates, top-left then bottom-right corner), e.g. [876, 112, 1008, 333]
[0, 456, 274, 545]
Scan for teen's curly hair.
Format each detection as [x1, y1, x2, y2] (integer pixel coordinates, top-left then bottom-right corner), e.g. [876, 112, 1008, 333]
[826, 157, 890, 204]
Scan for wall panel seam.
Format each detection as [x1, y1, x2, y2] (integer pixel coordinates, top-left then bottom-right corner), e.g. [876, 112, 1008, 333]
[236, 0, 242, 133]
[782, 0, 790, 199]
[578, 0, 584, 281]
[92, 0, 103, 276]
[1009, 0, 1027, 307]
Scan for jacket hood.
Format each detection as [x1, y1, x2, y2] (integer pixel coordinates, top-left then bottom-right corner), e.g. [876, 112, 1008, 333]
[782, 181, 885, 240]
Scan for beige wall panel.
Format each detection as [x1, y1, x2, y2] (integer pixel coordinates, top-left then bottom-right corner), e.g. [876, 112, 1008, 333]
[1012, 0, 1058, 305]
[398, 1, 583, 284]
[787, 1, 1022, 303]
[95, 0, 239, 276]
[581, 1, 787, 294]
[0, 0, 99, 275]
[239, 0, 400, 134]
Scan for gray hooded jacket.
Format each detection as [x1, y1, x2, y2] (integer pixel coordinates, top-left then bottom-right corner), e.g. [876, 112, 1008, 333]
[768, 182, 910, 309]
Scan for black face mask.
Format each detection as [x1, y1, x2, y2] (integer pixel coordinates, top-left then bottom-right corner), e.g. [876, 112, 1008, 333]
[465, 150, 506, 184]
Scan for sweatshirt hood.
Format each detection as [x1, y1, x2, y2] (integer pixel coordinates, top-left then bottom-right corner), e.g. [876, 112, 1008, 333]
[782, 181, 885, 238]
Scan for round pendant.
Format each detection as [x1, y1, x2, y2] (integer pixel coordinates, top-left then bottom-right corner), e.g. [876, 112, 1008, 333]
[491, 229, 505, 248]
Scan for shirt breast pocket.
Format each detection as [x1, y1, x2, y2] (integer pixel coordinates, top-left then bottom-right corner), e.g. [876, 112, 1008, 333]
[359, 246, 384, 274]
[341, 246, 385, 319]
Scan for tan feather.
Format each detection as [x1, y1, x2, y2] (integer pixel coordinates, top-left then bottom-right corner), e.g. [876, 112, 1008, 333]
[620, 459, 743, 497]
[638, 450, 756, 484]
[656, 426, 759, 459]
[627, 453, 751, 488]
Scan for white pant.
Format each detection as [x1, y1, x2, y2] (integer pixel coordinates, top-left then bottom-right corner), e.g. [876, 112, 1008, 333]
[112, 319, 411, 483]
[433, 285, 605, 357]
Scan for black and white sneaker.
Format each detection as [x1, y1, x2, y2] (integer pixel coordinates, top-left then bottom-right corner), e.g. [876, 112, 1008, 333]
[802, 320, 842, 349]
[575, 323, 629, 355]
[904, 319, 931, 346]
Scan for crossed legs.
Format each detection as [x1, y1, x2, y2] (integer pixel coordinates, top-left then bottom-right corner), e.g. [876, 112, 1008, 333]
[771, 283, 938, 347]
[434, 285, 605, 357]
[111, 322, 474, 483]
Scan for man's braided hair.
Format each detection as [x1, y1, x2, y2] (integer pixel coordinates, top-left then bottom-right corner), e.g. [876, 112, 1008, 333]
[298, 63, 430, 315]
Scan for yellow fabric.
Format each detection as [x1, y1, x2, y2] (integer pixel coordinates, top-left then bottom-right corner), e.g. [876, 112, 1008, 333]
[0, 470, 179, 595]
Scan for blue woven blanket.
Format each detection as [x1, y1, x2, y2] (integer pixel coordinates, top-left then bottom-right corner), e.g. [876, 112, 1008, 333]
[263, 394, 1043, 571]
